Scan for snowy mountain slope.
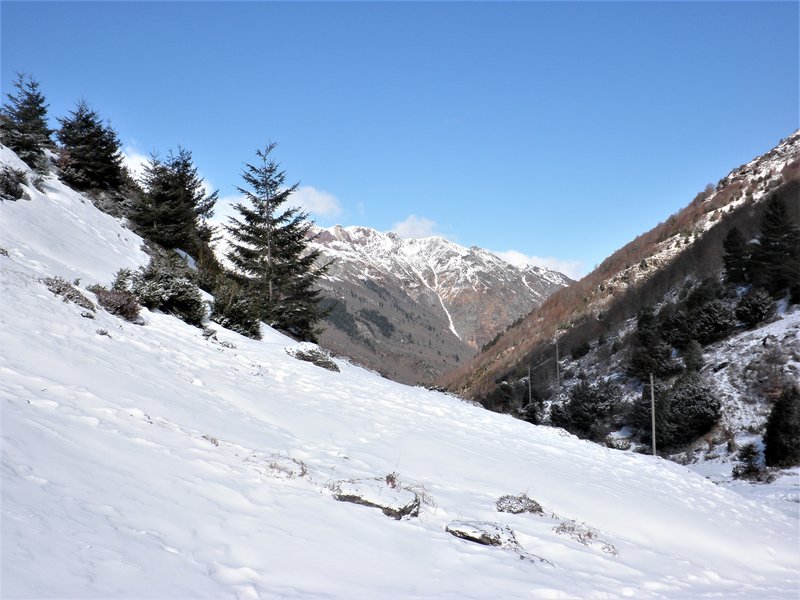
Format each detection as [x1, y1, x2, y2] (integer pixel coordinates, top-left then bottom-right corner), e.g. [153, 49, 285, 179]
[2, 148, 799, 598]
[445, 131, 800, 398]
[308, 225, 570, 384]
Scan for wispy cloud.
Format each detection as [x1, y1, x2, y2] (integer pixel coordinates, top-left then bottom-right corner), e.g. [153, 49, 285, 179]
[289, 186, 342, 220]
[493, 249, 585, 280]
[389, 214, 444, 239]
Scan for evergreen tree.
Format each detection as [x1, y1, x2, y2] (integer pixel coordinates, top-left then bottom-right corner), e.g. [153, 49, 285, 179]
[749, 196, 800, 297]
[764, 385, 800, 467]
[627, 306, 679, 381]
[132, 147, 217, 251]
[56, 100, 124, 190]
[722, 227, 749, 285]
[225, 143, 329, 341]
[0, 73, 52, 169]
[681, 339, 704, 372]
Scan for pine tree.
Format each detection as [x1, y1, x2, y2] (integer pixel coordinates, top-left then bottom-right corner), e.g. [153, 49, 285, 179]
[749, 196, 800, 297]
[56, 100, 124, 190]
[627, 306, 679, 381]
[225, 143, 329, 341]
[764, 385, 800, 467]
[0, 73, 53, 169]
[722, 227, 749, 285]
[132, 147, 217, 251]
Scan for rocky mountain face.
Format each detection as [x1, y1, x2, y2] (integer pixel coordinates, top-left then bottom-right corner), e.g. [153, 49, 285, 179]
[309, 226, 570, 385]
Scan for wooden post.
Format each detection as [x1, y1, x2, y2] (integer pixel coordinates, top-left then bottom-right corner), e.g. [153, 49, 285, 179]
[650, 372, 657, 457]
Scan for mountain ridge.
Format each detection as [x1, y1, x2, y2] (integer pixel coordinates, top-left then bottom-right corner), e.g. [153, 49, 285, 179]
[308, 224, 571, 383]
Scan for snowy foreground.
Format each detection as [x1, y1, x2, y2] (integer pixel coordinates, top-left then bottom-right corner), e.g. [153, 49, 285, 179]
[1, 149, 799, 598]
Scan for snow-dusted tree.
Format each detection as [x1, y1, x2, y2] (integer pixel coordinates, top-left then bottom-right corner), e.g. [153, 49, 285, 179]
[131, 147, 217, 251]
[224, 143, 328, 341]
[56, 100, 124, 190]
[0, 73, 52, 169]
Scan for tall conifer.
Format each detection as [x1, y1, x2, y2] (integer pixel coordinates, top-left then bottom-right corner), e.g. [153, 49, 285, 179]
[0, 73, 52, 169]
[56, 100, 124, 190]
[225, 143, 328, 341]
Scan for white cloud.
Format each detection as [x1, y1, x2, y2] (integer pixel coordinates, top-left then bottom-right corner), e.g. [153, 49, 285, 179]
[493, 249, 585, 280]
[121, 146, 149, 183]
[389, 214, 442, 239]
[289, 186, 342, 219]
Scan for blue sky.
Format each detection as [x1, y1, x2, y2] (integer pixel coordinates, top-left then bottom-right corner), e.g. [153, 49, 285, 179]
[2, 1, 798, 278]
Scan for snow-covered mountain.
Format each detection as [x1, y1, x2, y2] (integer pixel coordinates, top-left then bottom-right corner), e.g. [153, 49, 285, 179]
[2, 144, 798, 598]
[310, 225, 570, 384]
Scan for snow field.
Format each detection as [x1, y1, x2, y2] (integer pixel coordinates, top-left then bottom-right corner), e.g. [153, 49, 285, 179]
[1, 148, 799, 598]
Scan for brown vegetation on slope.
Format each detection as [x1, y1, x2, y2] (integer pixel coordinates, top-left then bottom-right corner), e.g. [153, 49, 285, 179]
[440, 132, 800, 399]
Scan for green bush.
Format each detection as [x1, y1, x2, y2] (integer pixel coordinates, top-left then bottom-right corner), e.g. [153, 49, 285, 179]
[735, 288, 776, 328]
[131, 255, 205, 327]
[210, 278, 262, 339]
[0, 165, 26, 200]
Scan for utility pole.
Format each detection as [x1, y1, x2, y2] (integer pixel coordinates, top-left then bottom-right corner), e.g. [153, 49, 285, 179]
[650, 372, 657, 457]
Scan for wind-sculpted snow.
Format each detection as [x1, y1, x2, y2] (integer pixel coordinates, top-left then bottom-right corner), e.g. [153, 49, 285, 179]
[1, 147, 798, 598]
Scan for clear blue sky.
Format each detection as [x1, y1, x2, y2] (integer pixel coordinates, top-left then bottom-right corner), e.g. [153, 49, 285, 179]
[3, 1, 798, 278]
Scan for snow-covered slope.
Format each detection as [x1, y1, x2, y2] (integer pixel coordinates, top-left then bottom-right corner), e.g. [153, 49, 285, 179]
[2, 148, 799, 598]
[308, 225, 570, 384]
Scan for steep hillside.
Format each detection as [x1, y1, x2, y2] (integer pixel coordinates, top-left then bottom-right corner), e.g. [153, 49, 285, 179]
[310, 225, 569, 384]
[443, 130, 800, 399]
[2, 146, 798, 598]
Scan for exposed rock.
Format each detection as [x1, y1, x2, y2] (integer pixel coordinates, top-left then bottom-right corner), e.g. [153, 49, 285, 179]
[329, 477, 420, 519]
[445, 520, 519, 547]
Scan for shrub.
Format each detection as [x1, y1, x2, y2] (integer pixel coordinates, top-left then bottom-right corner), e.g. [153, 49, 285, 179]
[210, 278, 262, 339]
[552, 378, 622, 441]
[735, 288, 776, 328]
[732, 443, 765, 480]
[42, 276, 95, 312]
[666, 374, 720, 447]
[131, 255, 205, 327]
[0, 165, 26, 200]
[496, 494, 543, 515]
[87, 284, 141, 322]
[764, 385, 800, 467]
[681, 339, 704, 372]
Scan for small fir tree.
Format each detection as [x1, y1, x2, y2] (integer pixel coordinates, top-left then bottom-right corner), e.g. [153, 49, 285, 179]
[56, 100, 124, 190]
[722, 227, 749, 285]
[0, 73, 52, 169]
[764, 385, 800, 467]
[681, 339, 704, 372]
[131, 147, 217, 251]
[735, 287, 776, 328]
[628, 306, 679, 381]
[225, 143, 329, 341]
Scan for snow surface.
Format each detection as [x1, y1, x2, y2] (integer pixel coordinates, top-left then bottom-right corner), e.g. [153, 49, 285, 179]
[2, 147, 799, 598]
